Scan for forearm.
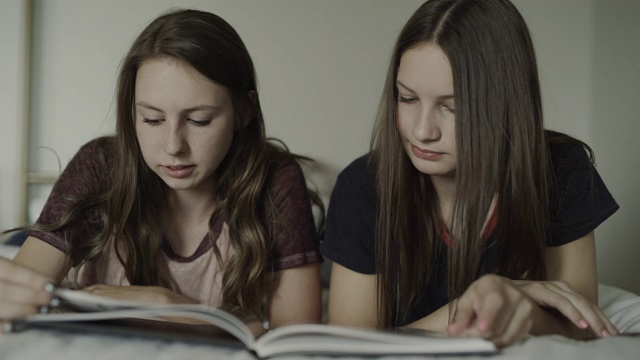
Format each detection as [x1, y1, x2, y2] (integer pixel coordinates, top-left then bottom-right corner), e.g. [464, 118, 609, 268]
[267, 264, 322, 328]
[405, 303, 450, 333]
[81, 284, 198, 305]
[13, 237, 70, 282]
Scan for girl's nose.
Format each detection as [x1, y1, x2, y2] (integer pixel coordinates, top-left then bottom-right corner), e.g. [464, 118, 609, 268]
[164, 121, 187, 155]
[412, 106, 441, 142]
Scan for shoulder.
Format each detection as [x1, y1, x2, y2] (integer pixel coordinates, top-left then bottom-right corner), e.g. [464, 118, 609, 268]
[339, 153, 374, 180]
[546, 136, 619, 246]
[335, 153, 376, 193]
[265, 156, 307, 200]
[77, 136, 116, 155]
[70, 136, 116, 168]
[261, 153, 314, 220]
[59, 136, 115, 185]
[321, 154, 377, 274]
[331, 153, 376, 208]
[548, 141, 592, 168]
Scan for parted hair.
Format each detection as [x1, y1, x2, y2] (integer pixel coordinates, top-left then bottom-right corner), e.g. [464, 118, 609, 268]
[371, 0, 555, 327]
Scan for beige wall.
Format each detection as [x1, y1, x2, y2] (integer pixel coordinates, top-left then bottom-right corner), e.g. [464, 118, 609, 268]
[1, 0, 639, 294]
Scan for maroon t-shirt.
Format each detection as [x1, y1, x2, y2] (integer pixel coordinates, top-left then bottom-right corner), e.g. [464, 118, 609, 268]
[29, 137, 321, 306]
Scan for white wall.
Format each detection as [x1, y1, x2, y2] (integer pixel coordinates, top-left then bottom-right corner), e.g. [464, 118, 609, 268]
[25, 0, 424, 216]
[0, 1, 26, 230]
[591, 0, 640, 295]
[2, 0, 639, 293]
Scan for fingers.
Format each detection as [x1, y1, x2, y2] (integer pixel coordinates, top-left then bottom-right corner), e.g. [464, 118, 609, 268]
[0, 258, 56, 320]
[0, 257, 53, 290]
[449, 276, 619, 346]
[521, 281, 619, 337]
[448, 275, 521, 339]
[489, 298, 533, 346]
[447, 297, 475, 336]
[551, 282, 618, 336]
[448, 275, 535, 346]
[472, 289, 515, 337]
[0, 303, 47, 319]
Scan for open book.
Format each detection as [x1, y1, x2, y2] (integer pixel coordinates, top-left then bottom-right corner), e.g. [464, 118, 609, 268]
[7, 289, 497, 358]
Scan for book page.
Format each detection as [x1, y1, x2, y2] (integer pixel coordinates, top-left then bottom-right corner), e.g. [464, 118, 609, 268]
[254, 324, 496, 357]
[20, 289, 266, 348]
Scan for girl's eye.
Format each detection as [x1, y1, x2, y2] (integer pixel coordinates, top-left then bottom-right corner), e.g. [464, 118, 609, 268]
[189, 119, 212, 127]
[398, 95, 417, 104]
[143, 118, 162, 125]
[441, 104, 455, 115]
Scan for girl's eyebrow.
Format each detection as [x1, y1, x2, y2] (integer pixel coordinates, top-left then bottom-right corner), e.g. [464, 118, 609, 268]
[396, 81, 454, 101]
[396, 80, 416, 94]
[135, 101, 219, 113]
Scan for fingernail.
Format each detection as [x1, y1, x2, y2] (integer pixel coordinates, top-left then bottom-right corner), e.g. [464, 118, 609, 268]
[579, 320, 588, 329]
[43, 282, 56, 293]
[601, 330, 610, 337]
[48, 297, 61, 308]
[38, 305, 50, 314]
[3, 322, 14, 333]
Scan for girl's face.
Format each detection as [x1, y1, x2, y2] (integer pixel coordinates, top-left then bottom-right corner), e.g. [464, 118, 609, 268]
[396, 43, 457, 180]
[134, 58, 236, 194]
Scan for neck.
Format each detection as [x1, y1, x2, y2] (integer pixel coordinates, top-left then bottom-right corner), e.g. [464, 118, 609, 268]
[165, 187, 216, 219]
[430, 174, 457, 227]
[431, 174, 499, 237]
[161, 188, 217, 257]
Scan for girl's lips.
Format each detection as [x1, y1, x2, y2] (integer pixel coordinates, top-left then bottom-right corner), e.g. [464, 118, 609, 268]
[411, 144, 444, 160]
[162, 165, 195, 178]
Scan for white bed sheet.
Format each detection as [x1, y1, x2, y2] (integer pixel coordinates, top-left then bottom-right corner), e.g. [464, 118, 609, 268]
[1, 244, 639, 359]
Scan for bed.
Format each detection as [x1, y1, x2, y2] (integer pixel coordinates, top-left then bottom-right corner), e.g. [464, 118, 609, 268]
[1, 243, 638, 359]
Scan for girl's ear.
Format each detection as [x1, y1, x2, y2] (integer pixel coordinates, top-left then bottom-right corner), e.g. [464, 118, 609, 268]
[237, 90, 257, 129]
[247, 90, 257, 105]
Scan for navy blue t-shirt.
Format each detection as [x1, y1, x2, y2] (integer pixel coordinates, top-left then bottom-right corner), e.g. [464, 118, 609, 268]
[320, 142, 619, 325]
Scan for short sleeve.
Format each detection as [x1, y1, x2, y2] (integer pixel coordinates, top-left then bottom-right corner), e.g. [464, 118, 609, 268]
[265, 159, 322, 271]
[548, 143, 619, 246]
[28, 137, 112, 264]
[320, 155, 377, 274]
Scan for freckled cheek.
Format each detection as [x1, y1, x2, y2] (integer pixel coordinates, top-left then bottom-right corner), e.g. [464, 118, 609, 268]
[134, 130, 159, 160]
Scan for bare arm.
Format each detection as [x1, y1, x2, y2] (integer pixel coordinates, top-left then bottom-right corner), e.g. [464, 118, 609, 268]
[520, 232, 615, 337]
[327, 234, 616, 346]
[328, 262, 451, 333]
[266, 262, 322, 328]
[545, 232, 598, 303]
[13, 237, 197, 307]
[447, 233, 617, 345]
[327, 262, 378, 327]
[13, 236, 70, 281]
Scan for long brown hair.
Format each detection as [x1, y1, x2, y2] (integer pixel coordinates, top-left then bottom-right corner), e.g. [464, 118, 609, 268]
[11, 9, 321, 316]
[371, 0, 549, 327]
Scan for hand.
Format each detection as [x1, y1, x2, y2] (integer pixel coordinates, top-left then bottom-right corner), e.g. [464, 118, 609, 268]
[81, 284, 197, 305]
[447, 274, 539, 346]
[514, 280, 619, 338]
[447, 275, 619, 346]
[0, 257, 56, 322]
